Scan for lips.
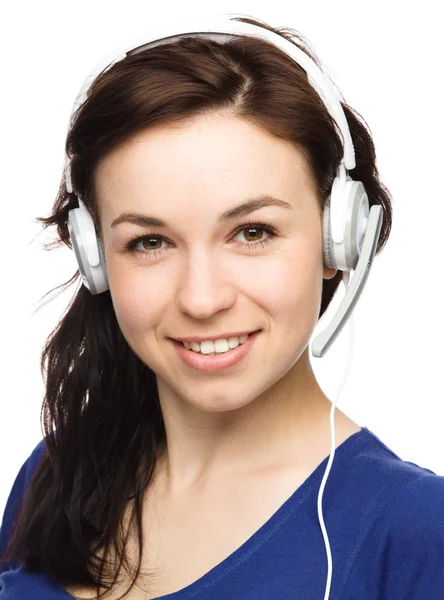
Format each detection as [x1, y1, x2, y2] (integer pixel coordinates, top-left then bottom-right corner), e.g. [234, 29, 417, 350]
[170, 329, 260, 371]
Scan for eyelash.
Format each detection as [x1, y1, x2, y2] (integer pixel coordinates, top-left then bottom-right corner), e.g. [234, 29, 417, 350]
[124, 220, 278, 259]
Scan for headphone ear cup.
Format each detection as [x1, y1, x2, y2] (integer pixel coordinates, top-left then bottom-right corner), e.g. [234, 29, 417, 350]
[67, 210, 92, 292]
[322, 194, 336, 270]
[341, 179, 370, 271]
[324, 174, 370, 273]
[67, 207, 110, 295]
[97, 237, 110, 291]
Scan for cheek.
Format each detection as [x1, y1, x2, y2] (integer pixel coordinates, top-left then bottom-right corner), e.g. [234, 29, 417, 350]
[261, 251, 324, 348]
[257, 249, 323, 309]
[108, 269, 168, 335]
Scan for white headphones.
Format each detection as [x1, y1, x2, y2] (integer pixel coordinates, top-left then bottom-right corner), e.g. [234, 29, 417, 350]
[63, 13, 384, 599]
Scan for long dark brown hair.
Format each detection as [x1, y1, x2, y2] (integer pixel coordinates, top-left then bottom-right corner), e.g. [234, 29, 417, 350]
[0, 15, 393, 598]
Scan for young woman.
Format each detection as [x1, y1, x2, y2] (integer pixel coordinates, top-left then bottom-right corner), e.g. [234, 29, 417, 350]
[1, 13, 442, 600]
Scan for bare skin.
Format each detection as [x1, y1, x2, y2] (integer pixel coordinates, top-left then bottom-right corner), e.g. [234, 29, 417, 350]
[64, 111, 361, 599]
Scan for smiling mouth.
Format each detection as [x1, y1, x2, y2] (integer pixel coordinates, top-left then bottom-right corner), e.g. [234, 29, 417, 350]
[169, 329, 261, 371]
[171, 330, 260, 344]
[178, 333, 253, 354]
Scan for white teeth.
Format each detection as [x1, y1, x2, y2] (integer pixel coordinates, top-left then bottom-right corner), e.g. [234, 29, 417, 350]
[183, 334, 250, 354]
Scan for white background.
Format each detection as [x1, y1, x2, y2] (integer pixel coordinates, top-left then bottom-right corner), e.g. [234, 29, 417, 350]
[1, 0, 443, 520]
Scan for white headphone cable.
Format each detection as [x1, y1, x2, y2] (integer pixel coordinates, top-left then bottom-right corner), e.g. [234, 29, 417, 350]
[316, 270, 354, 600]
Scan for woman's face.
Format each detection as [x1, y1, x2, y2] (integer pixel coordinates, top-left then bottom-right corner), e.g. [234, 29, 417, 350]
[94, 112, 336, 415]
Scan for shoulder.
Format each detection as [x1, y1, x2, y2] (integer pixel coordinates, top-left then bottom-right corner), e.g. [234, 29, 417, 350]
[3, 437, 48, 507]
[342, 473, 444, 599]
[16, 438, 49, 491]
[27, 438, 48, 473]
[0, 438, 48, 568]
[380, 474, 444, 597]
[382, 473, 444, 547]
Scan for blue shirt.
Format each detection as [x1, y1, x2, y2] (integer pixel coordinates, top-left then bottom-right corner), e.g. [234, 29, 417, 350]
[1, 426, 444, 599]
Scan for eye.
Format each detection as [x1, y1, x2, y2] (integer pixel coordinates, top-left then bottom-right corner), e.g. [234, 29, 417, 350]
[124, 220, 278, 259]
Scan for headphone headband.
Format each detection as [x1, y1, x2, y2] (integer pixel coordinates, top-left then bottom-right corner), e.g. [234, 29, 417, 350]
[64, 12, 355, 194]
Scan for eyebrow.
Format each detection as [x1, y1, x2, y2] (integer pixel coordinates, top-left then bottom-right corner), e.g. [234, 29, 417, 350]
[110, 195, 293, 229]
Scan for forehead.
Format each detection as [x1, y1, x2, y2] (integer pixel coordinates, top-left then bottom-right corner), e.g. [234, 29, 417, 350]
[94, 113, 318, 221]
